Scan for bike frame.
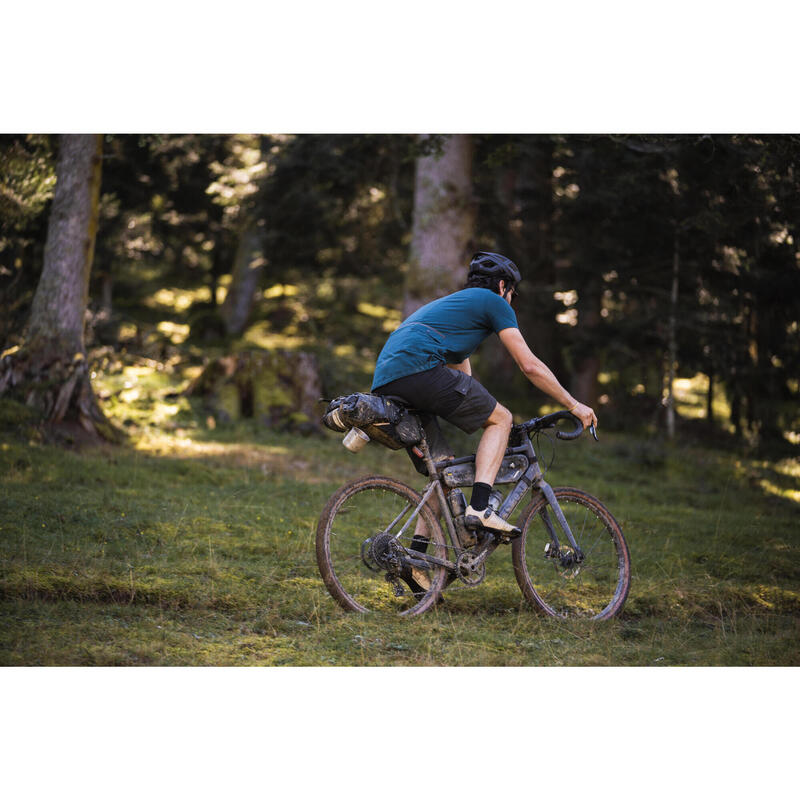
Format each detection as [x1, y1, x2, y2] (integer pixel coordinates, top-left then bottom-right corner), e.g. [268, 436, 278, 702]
[392, 427, 585, 576]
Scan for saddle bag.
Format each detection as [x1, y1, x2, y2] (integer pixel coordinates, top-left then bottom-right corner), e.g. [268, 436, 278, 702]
[322, 393, 423, 451]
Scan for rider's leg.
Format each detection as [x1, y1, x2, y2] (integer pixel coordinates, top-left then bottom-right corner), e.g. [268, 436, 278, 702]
[474, 402, 513, 488]
[406, 490, 439, 594]
[413, 490, 440, 539]
[465, 403, 520, 535]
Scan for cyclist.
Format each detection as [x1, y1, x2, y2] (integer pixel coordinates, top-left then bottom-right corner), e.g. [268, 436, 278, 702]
[372, 251, 597, 538]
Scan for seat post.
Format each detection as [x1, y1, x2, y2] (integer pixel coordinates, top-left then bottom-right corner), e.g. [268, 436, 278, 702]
[417, 437, 440, 481]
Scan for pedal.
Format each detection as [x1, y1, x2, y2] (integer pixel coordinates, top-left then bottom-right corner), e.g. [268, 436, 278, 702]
[464, 513, 481, 531]
[464, 513, 521, 538]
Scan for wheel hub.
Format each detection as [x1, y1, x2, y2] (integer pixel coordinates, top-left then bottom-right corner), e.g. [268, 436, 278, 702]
[362, 531, 403, 573]
[544, 542, 582, 579]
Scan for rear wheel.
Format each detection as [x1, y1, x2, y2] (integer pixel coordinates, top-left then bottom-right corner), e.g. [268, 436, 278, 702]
[316, 475, 448, 616]
[511, 487, 630, 620]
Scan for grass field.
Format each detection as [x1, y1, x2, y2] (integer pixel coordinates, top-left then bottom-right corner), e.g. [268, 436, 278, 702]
[1, 406, 798, 667]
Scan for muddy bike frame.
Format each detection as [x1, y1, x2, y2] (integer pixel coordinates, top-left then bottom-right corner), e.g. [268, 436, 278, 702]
[390, 411, 593, 578]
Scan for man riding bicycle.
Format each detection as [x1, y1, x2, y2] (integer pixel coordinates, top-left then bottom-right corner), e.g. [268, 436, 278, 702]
[372, 251, 597, 538]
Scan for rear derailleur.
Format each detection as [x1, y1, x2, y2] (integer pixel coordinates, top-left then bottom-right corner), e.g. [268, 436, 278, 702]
[362, 532, 412, 596]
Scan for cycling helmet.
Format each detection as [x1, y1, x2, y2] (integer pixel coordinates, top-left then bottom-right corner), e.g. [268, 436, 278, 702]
[468, 251, 522, 286]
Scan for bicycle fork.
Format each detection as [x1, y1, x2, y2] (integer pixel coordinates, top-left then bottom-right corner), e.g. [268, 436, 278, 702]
[536, 482, 584, 563]
[495, 458, 585, 562]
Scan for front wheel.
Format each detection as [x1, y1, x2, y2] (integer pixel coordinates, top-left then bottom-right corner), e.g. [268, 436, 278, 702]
[511, 487, 630, 620]
[316, 475, 449, 616]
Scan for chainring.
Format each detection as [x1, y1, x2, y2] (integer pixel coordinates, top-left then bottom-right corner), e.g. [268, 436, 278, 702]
[456, 551, 486, 586]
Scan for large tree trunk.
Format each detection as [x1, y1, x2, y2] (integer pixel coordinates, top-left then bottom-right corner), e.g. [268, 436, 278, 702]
[0, 134, 119, 443]
[403, 134, 475, 318]
[220, 219, 267, 337]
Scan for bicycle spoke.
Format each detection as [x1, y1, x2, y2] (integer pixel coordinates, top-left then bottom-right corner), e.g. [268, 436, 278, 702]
[317, 477, 448, 616]
[512, 488, 630, 620]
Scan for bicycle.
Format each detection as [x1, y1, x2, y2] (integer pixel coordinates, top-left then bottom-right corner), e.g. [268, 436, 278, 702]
[315, 409, 631, 619]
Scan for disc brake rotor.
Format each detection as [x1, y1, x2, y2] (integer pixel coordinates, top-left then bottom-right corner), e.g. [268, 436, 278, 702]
[556, 546, 581, 579]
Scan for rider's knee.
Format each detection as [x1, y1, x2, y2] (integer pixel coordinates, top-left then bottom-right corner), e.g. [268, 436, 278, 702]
[487, 403, 512, 431]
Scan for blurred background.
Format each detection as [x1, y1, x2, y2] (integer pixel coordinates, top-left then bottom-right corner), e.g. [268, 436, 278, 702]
[2, 133, 798, 450]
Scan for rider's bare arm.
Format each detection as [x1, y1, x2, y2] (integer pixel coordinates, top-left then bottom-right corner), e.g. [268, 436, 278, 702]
[447, 358, 472, 376]
[498, 327, 597, 429]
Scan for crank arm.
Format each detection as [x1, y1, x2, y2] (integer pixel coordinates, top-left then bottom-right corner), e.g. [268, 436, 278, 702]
[470, 534, 500, 567]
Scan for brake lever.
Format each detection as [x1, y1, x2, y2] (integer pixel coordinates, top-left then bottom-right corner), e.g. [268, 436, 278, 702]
[589, 424, 598, 442]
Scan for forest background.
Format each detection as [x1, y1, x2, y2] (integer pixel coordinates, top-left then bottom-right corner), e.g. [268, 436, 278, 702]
[2, 132, 799, 444]
[1, 131, 798, 667]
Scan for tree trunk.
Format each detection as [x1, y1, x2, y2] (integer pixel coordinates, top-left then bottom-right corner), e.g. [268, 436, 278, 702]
[220, 219, 267, 337]
[514, 137, 566, 378]
[571, 277, 602, 410]
[665, 228, 680, 439]
[0, 134, 119, 443]
[403, 134, 475, 318]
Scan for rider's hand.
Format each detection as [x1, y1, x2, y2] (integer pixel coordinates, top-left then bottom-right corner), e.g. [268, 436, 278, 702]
[571, 402, 597, 430]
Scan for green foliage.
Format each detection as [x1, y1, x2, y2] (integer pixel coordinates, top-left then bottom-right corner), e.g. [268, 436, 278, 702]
[0, 135, 56, 229]
[3, 134, 799, 447]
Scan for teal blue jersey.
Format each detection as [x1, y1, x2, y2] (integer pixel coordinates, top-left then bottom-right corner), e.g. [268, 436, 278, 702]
[371, 288, 518, 390]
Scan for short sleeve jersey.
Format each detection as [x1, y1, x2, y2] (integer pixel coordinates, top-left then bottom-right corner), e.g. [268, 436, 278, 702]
[371, 288, 519, 390]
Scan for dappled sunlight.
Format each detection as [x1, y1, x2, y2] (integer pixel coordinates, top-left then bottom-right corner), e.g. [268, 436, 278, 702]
[357, 301, 401, 332]
[758, 478, 800, 504]
[734, 456, 800, 505]
[673, 373, 734, 430]
[242, 322, 309, 350]
[263, 283, 300, 299]
[144, 287, 212, 313]
[754, 457, 800, 504]
[215, 275, 230, 305]
[134, 429, 296, 470]
[156, 321, 190, 344]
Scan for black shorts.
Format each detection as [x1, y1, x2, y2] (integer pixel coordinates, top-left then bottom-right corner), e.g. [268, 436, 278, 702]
[374, 365, 498, 474]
